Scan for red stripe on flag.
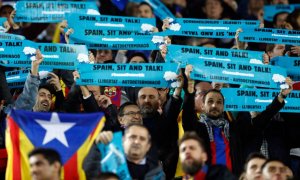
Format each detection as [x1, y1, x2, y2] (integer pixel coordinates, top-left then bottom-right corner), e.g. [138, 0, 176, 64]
[222, 133, 232, 171]
[64, 153, 79, 180]
[210, 141, 216, 165]
[8, 117, 21, 180]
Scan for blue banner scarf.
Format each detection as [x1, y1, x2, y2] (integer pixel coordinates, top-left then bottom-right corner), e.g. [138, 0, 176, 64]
[6, 68, 52, 88]
[76, 63, 179, 87]
[188, 58, 287, 89]
[0, 32, 25, 40]
[0, 40, 88, 69]
[69, 34, 165, 50]
[0, 17, 7, 32]
[271, 56, 300, 80]
[239, 28, 300, 45]
[264, 4, 300, 22]
[14, 1, 99, 23]
[67, 13, 156, 32]
[38, 43, 88, 70]
[163, 18, 260, 38]
[0, 40, 37, 67]
[166, 44, 264, 65]
[98, 132, 131, 180]
[222, 88, 300, 113]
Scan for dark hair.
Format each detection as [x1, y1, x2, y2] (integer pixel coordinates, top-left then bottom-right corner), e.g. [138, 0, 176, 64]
[95, 50, 118, 61]
[261, 158, 285, 172]
[38, 84, 55, 95]
[178, 131, 207, 153]
[0, 5, 13, 14]
[118, 102, 138, 116]
[124, 124, 151, 142]
[286, 8, 300, 30]
[265, 44, 276, 53]
[202, 89, 225, 103]
[273, 11, 289, 25]
[127, 52, 149, 63]
[138, 2, 153, 12]
[92, 172, 119, 180]
[244, 152, 266, 171]
[28, 148, 61, 165]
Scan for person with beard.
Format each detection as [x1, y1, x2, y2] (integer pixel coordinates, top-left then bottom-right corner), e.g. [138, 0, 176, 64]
[178, 132, 235, 180]
[3, 50, 64, 113]
[136, 87, 182, 179]
[28, 72, 64, 113]
[95, 124, 165, 180]
[182, 65, 293, 176]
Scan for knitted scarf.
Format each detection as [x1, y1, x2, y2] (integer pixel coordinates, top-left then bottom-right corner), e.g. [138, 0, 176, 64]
[199, 114, 230, 141]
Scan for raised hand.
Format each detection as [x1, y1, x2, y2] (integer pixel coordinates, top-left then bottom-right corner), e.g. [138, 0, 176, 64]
[95, 131, 113, 144]
[47, 72, 62, 91]
[31, 49, 43, 76]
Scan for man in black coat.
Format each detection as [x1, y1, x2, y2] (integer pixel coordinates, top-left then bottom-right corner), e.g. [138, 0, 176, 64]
[136, 87, 182, 179]
[182, 65, 293, 175]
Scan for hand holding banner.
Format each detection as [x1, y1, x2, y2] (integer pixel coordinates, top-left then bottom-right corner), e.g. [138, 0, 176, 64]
[97, 132, 131, 180]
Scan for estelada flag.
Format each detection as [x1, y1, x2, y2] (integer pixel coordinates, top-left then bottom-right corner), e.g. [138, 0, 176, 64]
[5, 109, 105, 180]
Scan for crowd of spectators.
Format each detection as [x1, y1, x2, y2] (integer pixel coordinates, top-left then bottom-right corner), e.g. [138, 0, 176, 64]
[0, 0, 300, 179]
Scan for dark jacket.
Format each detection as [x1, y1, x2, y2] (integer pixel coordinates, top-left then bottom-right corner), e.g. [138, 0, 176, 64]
[0, 66, 13, 105]
[144, 96, 182, 179]
[237, 109, 300, 167]
[83, 95, 182, 179]
[176, 164, 236, 180]
[128, 157, 166, 180]
[82, 94, 120, 132]
[83, 143, 166, 180]
[205, 165, 237, 180]
[182, 92, 285, 176]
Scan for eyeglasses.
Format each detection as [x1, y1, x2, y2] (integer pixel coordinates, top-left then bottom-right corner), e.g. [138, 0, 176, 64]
[121, 111, 142, 116]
